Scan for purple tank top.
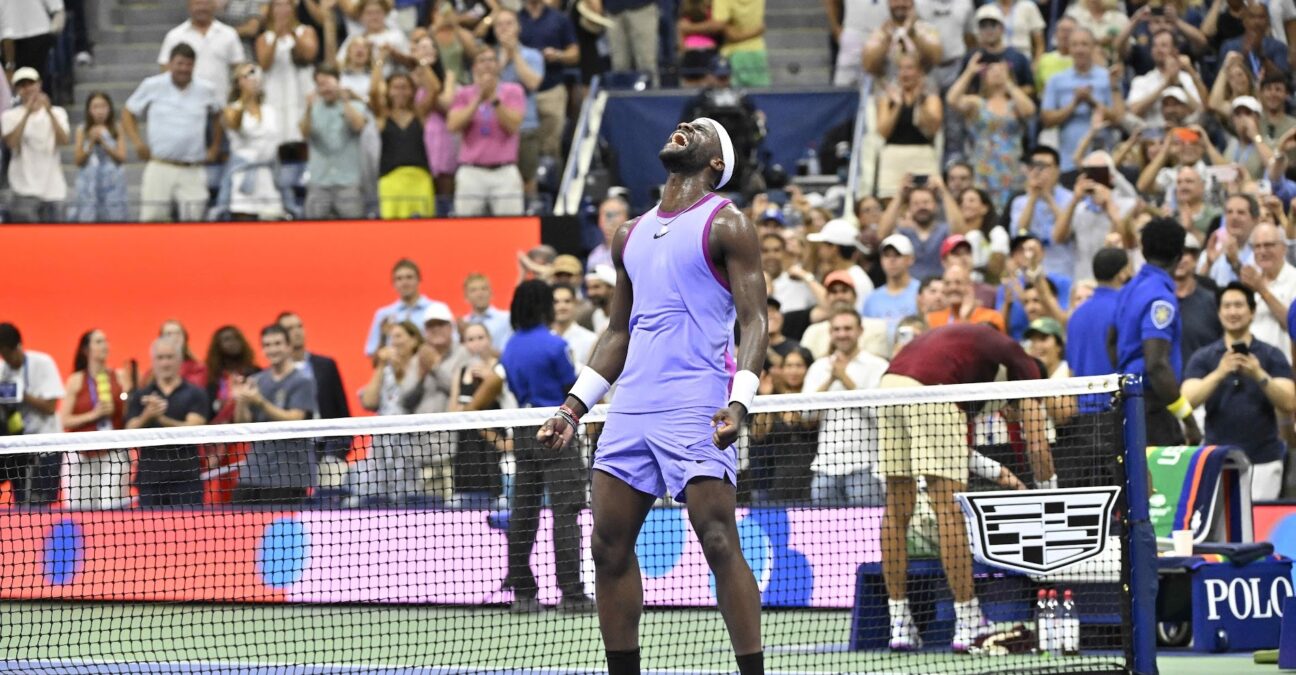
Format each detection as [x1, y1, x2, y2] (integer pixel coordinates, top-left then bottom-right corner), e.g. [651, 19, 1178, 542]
[613, 192, 736, 413]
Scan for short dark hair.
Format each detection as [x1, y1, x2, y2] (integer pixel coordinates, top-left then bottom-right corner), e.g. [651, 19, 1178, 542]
[260, 324, 290, 343]
[1029, 145, 1061, 166]
[829, 306, 863, 325]
[1226, 192, 1261, 219]
[1092, 248, 1130, 283]
[1010, 233, 1041, 254]
[314, 63, 341, 80]
[944, 161, 973, 180]
[918, 276, 942, 294]
[760, 232, 786, 250]
[1220, 281, 1258, 312]
[1262, 72, 1290, 90]
[392, 258, 421, 279]
[1023, 277, 1058, 297]
[511, 279, 555, 331]
[0, 323, 21, 351]
[1140, 216, 1187, 264]
[169, 42, 197, 62]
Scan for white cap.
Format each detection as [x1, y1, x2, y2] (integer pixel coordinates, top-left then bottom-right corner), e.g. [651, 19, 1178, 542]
[806, 219, 862, 249]
[1160, 86, 1190, 104]
[424, 304, 454, 324]
[585, 264, 617, 287]
[693, 117, 735, 189]
[881, 233, 915, 256]
[1184, 231, 1202, 251]
[974, 4, 1005, 23]
[1232, 95, 1263, 115]
[11, 67, 39, 85]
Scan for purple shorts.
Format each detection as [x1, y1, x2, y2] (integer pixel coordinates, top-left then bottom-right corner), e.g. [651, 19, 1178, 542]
[592, 408, 737, 503]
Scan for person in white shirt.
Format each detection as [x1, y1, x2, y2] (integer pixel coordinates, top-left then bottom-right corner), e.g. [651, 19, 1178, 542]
[553, 284, 597, 368]
[762, 232, 818, 312]
[1, 67, 68, 222]
[1125, 31, 1207, 130]
[157, 0, 247, 102]
[0, 0, 65, 86]
[802, 308, 890, 506]
[0, 322, 65, 507]
[1240, 223, 1296, 363]
[364, 258, 456, 357]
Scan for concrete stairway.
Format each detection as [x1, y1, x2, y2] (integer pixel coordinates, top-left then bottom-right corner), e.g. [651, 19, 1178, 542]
[765, 0, 833, 86]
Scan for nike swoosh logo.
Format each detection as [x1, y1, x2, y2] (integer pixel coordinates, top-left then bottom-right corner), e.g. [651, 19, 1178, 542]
[653, 230, 669, 239]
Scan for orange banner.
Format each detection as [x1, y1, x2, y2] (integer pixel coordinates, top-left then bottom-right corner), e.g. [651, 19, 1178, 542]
[1, 218, 540, 416]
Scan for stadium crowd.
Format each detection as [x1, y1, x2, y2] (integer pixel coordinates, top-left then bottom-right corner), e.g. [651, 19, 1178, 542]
[5, 0, 1296, 512]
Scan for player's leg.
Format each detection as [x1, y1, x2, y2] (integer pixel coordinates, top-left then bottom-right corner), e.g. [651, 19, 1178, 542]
[881, 476, 917, 601]
[925, 476, 974, 603]
[877, 376, 921, 649]
[590, 469, 656, 669]
[684, 477, 764, 672]
[506, 435, 545, 611]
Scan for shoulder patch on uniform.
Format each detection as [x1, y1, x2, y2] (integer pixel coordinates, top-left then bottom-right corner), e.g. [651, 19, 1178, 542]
[1150, 299, 1176, 330]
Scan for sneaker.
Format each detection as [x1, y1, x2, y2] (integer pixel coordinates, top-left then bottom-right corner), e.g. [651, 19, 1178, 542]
[558, 594, 596, 614]
[889, 618, 922, 651]
[952, 612, 991, 653]
[75, 51, 93, 67]
[509, 595, 543, 614]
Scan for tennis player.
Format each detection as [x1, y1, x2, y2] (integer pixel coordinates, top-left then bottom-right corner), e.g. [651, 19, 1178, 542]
[537, 119, 768, 675]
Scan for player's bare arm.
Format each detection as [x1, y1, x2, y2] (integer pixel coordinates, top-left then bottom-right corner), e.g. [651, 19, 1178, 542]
[709, 204, 769, 449]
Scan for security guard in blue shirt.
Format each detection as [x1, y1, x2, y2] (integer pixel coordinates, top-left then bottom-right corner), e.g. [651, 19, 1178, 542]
[1109, 217, 1202, 446]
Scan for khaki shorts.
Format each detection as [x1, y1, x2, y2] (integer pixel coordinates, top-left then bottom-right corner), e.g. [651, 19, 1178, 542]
[878, 374, 968, 481]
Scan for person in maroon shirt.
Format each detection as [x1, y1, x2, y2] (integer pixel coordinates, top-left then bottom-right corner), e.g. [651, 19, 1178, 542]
[876, 322, 1054, 653]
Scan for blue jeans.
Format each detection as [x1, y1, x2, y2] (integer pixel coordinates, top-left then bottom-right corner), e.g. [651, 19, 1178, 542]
[811, 470, 886, 507]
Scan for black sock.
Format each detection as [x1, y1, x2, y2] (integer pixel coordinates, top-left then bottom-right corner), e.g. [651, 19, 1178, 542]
[606, 648, 640, 675]
[736, 650, 764, 675]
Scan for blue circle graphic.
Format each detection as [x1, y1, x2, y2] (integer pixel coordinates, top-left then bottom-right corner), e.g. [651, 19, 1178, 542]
[257, 518, 309, 588]
[43, 519, 83, 585]
[636, 508, 687, 578]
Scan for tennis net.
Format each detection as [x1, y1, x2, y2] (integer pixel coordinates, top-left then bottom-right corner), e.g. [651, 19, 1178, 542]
[0, 375, 1146, 674]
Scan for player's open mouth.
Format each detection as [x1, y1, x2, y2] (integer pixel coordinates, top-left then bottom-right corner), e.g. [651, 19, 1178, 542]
[671, 131, 689, 147]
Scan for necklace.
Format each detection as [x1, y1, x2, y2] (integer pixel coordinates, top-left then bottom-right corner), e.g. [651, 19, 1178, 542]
[653, 193, 710, 238]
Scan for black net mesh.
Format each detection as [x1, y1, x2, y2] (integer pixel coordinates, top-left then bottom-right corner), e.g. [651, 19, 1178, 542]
[0, 383, 1133, 674]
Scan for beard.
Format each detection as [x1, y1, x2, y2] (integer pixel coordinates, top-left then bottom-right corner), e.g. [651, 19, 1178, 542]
[659, 141, 713, 177]
[912, 210, 935, 226]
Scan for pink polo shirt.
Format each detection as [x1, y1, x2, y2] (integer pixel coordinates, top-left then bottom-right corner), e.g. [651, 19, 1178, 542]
[452, 81, 525, 167]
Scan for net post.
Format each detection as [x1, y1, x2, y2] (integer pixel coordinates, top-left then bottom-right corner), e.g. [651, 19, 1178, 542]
[1122, 374, 1159, 675]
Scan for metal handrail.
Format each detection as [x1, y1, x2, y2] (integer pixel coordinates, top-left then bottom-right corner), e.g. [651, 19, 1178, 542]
[842, 76, 872, 218]
[555, 75, 602, 216]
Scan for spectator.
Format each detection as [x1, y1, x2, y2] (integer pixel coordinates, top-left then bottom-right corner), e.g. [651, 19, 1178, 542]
[587, 195, 629, 271]
[1010, 146, 1076, 277]
[964, 4, 1035, 96]
[2, 67, 69, 222]
[337, 34, 376, 100]
[205, 325, 262, 427]
[747, 346, 817, 502]
[712, 0, 772, 87]
[998, 234, 1071, 339]
[803, 308, 889, 506]
[1139, 125, 1227, 206]
[915, 0, 976, 89]
[798, 271, 889, 360]
[1241, 223, 1296, 361]
[1206, 192, 1260, 286]
[277, 311, 350, 421]
[462, 273, 512, 349]
[219, 63, 286, 220]
[256, 0, 319, 152]
[487, 11, 543, 204]
[417, 307, 473, 416]
[766, 297, 804, 357]
[70, 92, 129, 223]
[158, 320, 209, 388]
[1219, 2, 1289, 78]
[123, 44, 224, 223]
[233, 325, 319, 505]
[372, 68, 435, 218]
[1223, 95, 1276, 179]
[940, 235, 997, 307]
[124, 337, 209, 506]
[407, 29, 460, 216]
[878, 180, 951, 282]
[1035, 15, 1076, 91]
[763, 233, 818, 313]
[679, 0, 722, 83]
[862, 234, 921, 338]
[0, 0, 66, 88]
[605, 0, 659, 86]
[302, 64, 369, 219]
[807, 219, 875, 299]
[874, 54, 943, 198]
[338, 0, 410, 77]
[447, 322, 508, 508]
[862, 0, 942, 82]
[927, 262, 1005, 331]
[1058, 151, 1139, 281]
[1065, 0, 1129, 61]
[0, 323, 63, 506]
[1209, 51, 1258, 125]
[987, 0, 1045, 60]
[352, 320, 428, 505]
[579, 264, 617, 334]
[957, 188, 1009, 282]
[1025, 317, 1069, 377]
[551, 252, 584, 287]
[1176, 232, 1224, 364]
[60, 329, 131, 510]
[554, 283, 598, 367]
[1067, 247, 1130, 381]
[158, 0, 247, 101]
[1040, 29, 1122, 173]
[946, 53, 1036, 208]
[448, 49, 527, 216]
[918, 275, 948, 314]
[519, 0, 578, 162]
[1118, 3, 1208, 76]
[1127, 31, 1207, 130]
[943, 162, 975, 198]
[830, 0, 893, 87]
[365, 258, 455, 357]
[220, 0, 269, 42]
[1183, 282, 1296, 500]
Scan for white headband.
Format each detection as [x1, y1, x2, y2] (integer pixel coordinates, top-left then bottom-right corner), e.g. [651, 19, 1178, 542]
[693, 117, 735, 189]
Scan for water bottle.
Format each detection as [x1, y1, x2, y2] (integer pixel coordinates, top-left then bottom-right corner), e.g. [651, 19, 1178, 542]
[1061, 589, 1081, 656]
[1046, 589, 1062, 656]
[1034, 589, 1051, 654]
[805, 145, 821, 176]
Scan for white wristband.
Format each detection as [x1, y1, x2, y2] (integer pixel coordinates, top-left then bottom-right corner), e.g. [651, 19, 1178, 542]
[568, 367, 611, 411]
[1035, 475, 1058, 490]
[969, 452, 1004, 482]
[728, 370, 760, 414]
